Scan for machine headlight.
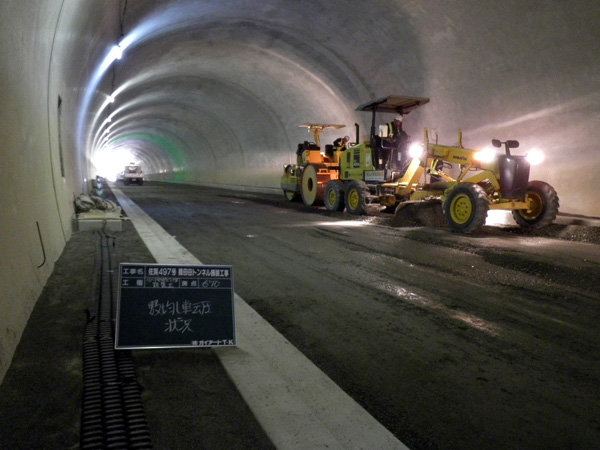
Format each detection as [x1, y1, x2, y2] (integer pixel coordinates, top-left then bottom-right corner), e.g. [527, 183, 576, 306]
[474, 147, 496, 163]
[525, 148, 545, 165]
[408, 142, 424, 158]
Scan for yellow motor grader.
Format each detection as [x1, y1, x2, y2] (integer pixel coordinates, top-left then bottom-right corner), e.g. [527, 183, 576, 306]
[281, 95, 559, 233]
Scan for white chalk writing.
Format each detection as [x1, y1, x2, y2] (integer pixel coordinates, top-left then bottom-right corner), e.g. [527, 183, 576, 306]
[164, 318, 193, 333]
[148, 299, 212, 317]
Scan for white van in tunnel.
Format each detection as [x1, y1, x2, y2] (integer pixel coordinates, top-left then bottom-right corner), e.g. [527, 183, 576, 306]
[123, 164, 144, 185]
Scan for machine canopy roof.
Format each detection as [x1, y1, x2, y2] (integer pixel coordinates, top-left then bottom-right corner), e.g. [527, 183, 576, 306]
[356, 95, 430, 115]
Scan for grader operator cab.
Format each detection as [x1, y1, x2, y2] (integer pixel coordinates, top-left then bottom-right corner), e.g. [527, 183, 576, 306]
[280, 95, 559, 234]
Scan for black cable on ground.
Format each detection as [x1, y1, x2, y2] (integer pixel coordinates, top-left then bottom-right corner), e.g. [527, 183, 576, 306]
[80, 231, 152, 449]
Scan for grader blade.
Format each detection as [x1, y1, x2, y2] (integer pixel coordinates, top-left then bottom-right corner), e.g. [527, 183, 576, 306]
[391, 200, 447, 228]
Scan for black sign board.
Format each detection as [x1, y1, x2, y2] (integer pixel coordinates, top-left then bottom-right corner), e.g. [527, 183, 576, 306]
[115, 263, 236, 349]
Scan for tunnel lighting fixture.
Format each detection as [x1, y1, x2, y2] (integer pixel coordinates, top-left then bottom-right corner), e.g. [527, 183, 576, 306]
[110, 44, 123, 61]
[78, 38, 131, 153]
[109, 95, 116, 103]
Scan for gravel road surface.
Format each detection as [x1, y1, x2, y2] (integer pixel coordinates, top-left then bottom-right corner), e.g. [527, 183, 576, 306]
[119, 182, 600, 450]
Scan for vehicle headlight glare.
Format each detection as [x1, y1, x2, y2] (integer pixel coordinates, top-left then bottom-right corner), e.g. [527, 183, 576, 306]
[408, 142, 423, 158]
[526, 148, 545, 165]
[474, 147, 496, 163]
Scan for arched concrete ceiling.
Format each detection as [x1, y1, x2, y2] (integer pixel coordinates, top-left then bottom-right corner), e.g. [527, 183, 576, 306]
[0, 0, 598, 390]
[73, 0, 598, 215]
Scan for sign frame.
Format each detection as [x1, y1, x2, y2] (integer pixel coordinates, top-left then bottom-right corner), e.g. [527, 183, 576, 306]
[115, 263, 236, 350]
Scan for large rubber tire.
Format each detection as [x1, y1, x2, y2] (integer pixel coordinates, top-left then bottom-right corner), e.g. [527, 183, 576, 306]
[443, 183, 489, 233]
[283, 190, 298, 201]
[124, 178, 130, 186]
[301, 164, 327, 206]
[324, 180, 345, 212]
[345, 180, 370, 215]
[138, 179, 144, 185]
[512, 180, 559, 229]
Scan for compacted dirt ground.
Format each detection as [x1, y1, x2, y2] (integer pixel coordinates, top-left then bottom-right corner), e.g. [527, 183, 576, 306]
[117, 182, 600, 450]
[1, 181, 597, 450]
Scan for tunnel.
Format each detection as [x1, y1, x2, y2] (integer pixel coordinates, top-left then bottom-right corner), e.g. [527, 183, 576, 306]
[1, 0, 599, 444]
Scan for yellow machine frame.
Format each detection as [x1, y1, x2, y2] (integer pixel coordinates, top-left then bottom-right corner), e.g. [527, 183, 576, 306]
[374, 128, 532, 212]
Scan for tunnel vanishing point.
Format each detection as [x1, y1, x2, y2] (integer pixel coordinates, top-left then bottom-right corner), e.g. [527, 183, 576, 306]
[0, 0, 599, 383]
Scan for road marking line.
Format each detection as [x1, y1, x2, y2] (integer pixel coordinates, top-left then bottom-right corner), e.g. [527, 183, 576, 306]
[112, 186, 409, 450]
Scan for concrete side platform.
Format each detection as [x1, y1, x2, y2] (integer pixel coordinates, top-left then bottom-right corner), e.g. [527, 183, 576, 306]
[0, 218, 274, 449]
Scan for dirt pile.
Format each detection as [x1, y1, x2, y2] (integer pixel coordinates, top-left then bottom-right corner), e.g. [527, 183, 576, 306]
[389, 200, 447, 228]
[385, 206, 600, 245]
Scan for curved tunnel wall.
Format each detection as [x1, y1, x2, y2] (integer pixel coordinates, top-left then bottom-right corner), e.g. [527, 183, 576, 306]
[0, 0, 122, 382]
[0, 0, 598, 382]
